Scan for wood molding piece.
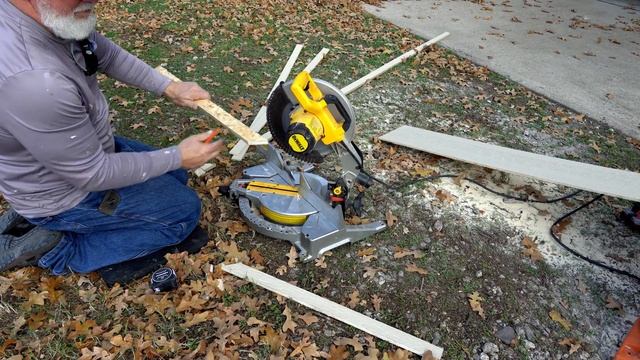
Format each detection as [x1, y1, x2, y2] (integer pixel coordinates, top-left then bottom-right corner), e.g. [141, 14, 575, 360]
[155, 66, 267, 146]
[303, 48, 330, 73]
[222, 263, 444, 358]
[380, 126, 640, 201]
[229, 44, 304, 158]
[341, 32, 450, 95]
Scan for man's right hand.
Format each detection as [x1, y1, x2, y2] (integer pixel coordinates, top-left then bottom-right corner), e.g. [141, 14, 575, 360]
[178, 132, 225, 169]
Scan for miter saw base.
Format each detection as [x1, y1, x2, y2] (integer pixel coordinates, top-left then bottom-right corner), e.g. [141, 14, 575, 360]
[229, 146, 386, 261]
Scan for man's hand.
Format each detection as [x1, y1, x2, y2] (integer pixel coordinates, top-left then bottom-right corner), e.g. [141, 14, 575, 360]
[178, 132, 225, 169]
[163, 81, 210, 110]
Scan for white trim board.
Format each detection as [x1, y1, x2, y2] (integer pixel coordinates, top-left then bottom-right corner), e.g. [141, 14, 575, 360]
[222, 263, 443, 358]
[380, 126, 640, 201]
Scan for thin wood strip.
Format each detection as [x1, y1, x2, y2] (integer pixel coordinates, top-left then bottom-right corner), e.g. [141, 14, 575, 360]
[155, 66, 267, 146]
[303, 48, 330, 73]
[340, 32, 450, 95]
[380, 126, 640, 201]
[229, 44, 304, 157]
[222, 263, 443, 358]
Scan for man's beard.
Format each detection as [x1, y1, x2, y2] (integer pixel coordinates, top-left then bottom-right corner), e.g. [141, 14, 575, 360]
[35, 1, 97, 40]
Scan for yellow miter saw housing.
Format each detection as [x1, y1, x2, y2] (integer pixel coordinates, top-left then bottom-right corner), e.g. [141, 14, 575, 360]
[227, 71, 386, 261]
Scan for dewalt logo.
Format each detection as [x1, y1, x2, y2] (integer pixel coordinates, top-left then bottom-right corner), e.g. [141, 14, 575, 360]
[288, 134, 308, 152]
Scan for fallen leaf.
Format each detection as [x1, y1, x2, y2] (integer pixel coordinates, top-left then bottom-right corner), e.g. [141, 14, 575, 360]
[287, 246, 298, 268]
[130, 122, 146, 130]
[298, 312, 319, 325]
[435, 189, 456, 203]
[468, 292, 486, 319]
[521, 236, 544, 262]
[315, 256, 327, 269]
[385, 210, 398, 227]
[605, 295, 623, 312]
[553, 218, 572, 236]
[182, 311, 211, 328]
[261, 326, 282, 353]
[549, 309, 571, 330]
[363, 267, 379, 279]
[371, 295, 382, 312]
[334, 337, 364, 352]
[406, 263, 428, 275]
[558, 338, 582, 354]
[347, 290, 360, 309]
[282, 306, 297, 333]
[327, 345, 350, 360]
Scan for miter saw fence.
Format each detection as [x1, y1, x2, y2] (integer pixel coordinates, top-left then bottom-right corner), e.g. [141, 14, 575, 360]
[228, 72, 386, 261]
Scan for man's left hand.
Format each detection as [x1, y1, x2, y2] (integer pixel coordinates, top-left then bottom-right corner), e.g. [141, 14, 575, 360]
[163, 81, 210, 110]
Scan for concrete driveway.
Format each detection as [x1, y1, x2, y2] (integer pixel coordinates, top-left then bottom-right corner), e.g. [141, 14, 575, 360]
[364, 0, 640, 139]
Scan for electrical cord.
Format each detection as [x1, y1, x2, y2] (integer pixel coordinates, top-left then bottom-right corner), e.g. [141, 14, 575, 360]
[363, 169, 640, 282]
[550, 195, 640, 283]
[362, 170, 583, 203]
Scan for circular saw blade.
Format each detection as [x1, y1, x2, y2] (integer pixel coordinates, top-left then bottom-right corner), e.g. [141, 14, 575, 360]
[266, 80, 355, 163]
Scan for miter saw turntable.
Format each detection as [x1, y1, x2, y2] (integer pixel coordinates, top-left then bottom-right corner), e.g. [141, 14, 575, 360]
[228, 71, 386, 261]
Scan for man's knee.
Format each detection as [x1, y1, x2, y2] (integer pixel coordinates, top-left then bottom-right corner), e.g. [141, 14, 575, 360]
[170, 186, 201, 238]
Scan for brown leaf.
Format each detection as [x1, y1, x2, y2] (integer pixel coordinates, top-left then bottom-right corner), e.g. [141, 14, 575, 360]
[435, 189, 455, 203]
[249, 249, 265, 265]
[217, 220, 250, 239]
[130, 122, 146, 130]
[298, 312, 319, 325]
[371, 295, 382, 312]
[393, 247, 425, 259]
[223, 66, 234, 73]
[328, 345, 350, 360]
[282, 306, 297, 333]
[218, 241, 249, 263]
[385, 210, 398, 227]
[553, 218, 573, 236]
[605, 295, 623, 312]
[182, 311, 212, 328]
[385, 349, 411, 360]
[422, 351, 437, 360]
[261, 326, 282, 353]
[347, 290, 360, 309]
[363, 266, 379, 279]
[558, 338, 582, 354]
[468, 292, 486, 319]
[334, 337, 364, 352]
[357, 247, 376, 257]
[287, 246, 298, 268]
[549, 309, 571, 330]
[406, 263, 428, 275]
[315, 256, 327, 269]
[521, 236, 544, 262]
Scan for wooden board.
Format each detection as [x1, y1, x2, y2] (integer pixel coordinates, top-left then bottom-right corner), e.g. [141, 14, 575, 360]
[155, 66, 267, 145]
[380, 126, 640, 201]
[222, 263, 444, 358]
[229, 44, 304, 158]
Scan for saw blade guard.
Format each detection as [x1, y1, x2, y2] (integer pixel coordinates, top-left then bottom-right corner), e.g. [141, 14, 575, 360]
[266, 73, 357, 162]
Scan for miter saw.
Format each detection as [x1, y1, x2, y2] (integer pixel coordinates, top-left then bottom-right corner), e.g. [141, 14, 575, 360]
[227, 71, 386, 261]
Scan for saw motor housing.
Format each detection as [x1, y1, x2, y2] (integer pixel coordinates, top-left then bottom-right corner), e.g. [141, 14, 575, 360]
[228, 72, 386, 261]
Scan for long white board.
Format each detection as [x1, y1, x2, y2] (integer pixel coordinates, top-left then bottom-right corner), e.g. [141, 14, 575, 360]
[380, 126, 640, 201]
[222, 263, 443, 358]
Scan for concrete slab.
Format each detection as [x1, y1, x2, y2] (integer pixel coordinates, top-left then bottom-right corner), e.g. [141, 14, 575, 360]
[364, 0, 640, 139]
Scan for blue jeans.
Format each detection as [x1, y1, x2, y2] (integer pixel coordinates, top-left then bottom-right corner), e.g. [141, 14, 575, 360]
[28, 137, 201, 275]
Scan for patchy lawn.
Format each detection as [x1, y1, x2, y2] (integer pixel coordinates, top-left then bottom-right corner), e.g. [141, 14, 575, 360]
[1, 0, 638, 359]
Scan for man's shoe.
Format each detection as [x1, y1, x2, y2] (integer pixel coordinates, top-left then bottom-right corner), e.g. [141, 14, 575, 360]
[0, 209, 63, 272]
[98, 225, 210, 287]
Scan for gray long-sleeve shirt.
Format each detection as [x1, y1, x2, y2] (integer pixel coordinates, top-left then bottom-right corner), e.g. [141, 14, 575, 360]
[0, 1, 182, 218]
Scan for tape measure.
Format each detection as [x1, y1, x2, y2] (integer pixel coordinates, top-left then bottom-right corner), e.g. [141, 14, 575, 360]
[150, 267, 178, 292]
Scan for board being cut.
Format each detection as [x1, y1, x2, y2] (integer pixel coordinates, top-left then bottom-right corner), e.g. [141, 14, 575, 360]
[155, 66, 267, 146]
[380, 126, 640, 201]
